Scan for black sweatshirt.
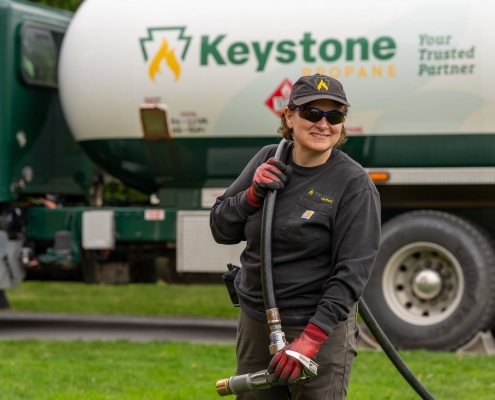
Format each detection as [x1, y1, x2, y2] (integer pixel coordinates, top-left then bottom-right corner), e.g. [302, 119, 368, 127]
[210, 144, 381, 335]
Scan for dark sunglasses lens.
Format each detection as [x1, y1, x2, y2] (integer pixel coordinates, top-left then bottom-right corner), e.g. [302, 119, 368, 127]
[325, 113, 344, 125]
[299, 109, 323, 122]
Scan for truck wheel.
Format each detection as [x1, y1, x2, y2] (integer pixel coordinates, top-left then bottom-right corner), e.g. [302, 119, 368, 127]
[363, 210, 495, 351]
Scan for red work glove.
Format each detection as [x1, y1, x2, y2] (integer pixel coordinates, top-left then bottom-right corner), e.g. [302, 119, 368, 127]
[246, 158, 292, 207]
[267, 323, 328, 385]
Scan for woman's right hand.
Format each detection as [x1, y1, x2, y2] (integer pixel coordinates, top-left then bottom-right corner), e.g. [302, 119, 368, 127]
[246, 157, 292, 206]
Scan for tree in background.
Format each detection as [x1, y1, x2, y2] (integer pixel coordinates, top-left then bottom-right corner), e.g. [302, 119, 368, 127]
[27, 0, 83, 12]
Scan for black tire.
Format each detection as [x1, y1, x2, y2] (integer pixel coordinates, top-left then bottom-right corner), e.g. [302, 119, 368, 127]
[363, 210, 495, 351]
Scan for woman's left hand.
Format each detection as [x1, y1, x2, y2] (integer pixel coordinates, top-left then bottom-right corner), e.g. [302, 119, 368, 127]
[267, 331, 324, 385]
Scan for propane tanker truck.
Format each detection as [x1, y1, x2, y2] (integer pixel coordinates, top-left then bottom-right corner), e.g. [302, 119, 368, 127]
[1, 0, 495, 351]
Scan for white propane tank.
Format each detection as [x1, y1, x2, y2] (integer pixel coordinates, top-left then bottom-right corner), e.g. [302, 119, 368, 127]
[58, 0, 495, 191]
[59, 0, 495, 140]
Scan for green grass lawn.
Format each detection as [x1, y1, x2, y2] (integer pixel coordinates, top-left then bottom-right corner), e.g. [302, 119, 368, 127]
[4, 282, 495, 399]
[6, 281, 239, 319]
[0, 340, 235, 400]
[1, 341, 494, 399]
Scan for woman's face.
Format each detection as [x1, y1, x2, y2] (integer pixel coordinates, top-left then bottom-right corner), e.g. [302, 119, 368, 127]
[285, 99, 345, 156]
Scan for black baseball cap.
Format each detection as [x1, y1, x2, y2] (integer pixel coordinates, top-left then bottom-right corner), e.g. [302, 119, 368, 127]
[289, 74, 350, 107]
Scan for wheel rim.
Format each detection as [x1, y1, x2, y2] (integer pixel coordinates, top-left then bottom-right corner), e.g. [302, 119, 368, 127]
[382, 242, 465, 326]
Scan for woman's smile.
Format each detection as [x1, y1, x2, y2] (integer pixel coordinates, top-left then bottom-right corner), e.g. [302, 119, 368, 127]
[310, 133, 330, 137]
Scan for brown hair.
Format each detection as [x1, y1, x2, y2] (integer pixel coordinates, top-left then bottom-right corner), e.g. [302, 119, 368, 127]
[277, 101, 349, 148]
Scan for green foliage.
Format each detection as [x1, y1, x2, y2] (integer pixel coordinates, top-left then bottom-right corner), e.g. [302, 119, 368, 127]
[27, 0, 83, 12]
[7, 281, 239, 319]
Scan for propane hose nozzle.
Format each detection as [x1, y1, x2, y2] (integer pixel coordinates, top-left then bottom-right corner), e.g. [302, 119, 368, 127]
[216, 351, 318, 396]
[216, 369, 276, 396]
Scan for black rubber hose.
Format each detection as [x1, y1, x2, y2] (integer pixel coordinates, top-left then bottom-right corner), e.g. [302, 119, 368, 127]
[359, 299, 436, 400]
[260, 139, 290, 311]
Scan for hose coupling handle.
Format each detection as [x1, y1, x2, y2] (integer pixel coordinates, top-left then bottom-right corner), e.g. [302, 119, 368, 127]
[285, 350, 319, 378]
[266, 308, 287, 354]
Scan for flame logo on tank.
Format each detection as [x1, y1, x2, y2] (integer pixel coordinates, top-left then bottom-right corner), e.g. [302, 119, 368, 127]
[149, 39, 181, 81]
[139, 27, 192, 83]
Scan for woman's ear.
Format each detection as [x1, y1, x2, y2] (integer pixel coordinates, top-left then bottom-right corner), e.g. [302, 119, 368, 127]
[343, 116, 346, 124]
[284, 107, 293, 129]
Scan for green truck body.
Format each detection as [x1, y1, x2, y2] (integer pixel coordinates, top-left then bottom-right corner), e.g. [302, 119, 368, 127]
[2, 0, 495, 352]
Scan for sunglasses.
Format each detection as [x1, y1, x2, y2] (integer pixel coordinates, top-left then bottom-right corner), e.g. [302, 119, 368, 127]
[290, 107, 346, 125]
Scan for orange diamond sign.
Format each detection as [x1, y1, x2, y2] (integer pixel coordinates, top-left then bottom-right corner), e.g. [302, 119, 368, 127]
[265, 78, 293, 116]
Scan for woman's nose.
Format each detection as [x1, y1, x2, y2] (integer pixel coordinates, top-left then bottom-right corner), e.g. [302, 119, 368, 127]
[315, 116, 329, 129]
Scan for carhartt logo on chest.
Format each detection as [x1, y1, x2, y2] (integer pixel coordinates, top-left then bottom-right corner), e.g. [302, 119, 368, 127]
[308, 188, 333, 203]
[301, 210, 315, 219]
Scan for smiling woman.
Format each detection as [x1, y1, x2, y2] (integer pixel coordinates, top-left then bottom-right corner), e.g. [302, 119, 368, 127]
[210, 74, 381, 399]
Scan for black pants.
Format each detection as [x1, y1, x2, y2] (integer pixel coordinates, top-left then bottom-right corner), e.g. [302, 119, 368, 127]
[235, 304, 359, 400]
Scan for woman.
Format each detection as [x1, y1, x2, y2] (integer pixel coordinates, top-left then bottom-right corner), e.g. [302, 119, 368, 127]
[210, 74, 381, 400]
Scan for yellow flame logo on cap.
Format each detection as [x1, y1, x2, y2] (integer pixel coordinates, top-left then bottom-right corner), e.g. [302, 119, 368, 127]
[148, 39, 181, 82]
[316, 78, 329, 91]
